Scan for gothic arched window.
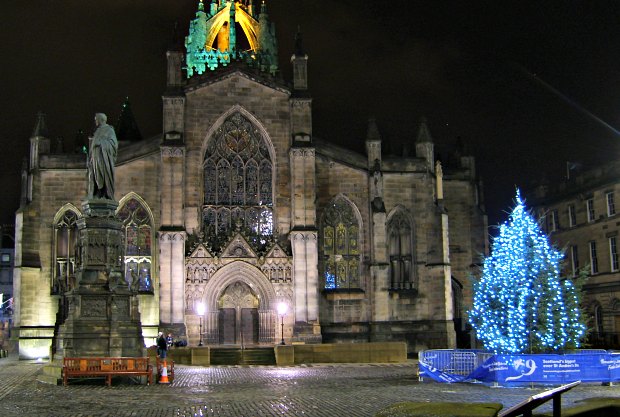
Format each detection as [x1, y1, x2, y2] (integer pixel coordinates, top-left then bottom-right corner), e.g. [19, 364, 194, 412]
[321, 197, 361, 289]
[203, 112, 273, 237]
[594, 303, 604, 337]
[52, 209, 79, 294]
[117, 197, 153, 292]
[388, 210, 414, 290]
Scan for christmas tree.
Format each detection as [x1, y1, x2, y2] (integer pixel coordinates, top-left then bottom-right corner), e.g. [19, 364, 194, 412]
[469, 190, 586, 353]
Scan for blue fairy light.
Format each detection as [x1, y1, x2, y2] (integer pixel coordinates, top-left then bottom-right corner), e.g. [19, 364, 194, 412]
[469, 190, 586, 353]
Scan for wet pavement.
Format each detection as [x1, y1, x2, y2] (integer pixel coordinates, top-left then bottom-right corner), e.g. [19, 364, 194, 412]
[1, 356, 620, 416]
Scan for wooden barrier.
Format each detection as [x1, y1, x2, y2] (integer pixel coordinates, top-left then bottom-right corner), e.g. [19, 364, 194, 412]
[63, 357, 152, 386]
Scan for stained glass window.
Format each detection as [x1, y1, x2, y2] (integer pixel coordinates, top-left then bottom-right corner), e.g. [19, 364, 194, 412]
[52, 209, 79, 294]
[203, 112, 273, 237]
[320, 197, 362, 289]
[117, 197, 153, 292]
[388, 210, 414, 290]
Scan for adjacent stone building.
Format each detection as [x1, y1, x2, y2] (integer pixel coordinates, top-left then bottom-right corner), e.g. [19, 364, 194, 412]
[531, 160, 620, 349]
[12, 1, 487, 359]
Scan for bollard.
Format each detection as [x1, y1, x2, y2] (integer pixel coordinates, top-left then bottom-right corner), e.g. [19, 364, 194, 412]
[159, 359, 170, 384]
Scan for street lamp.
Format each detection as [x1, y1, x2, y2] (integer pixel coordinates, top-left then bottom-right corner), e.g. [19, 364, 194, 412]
[197, 302, 205, 347]
[277, 302, 287, 345]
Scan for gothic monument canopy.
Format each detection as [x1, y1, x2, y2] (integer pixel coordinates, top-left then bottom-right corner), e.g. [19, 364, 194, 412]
[185, 0, 278, 77]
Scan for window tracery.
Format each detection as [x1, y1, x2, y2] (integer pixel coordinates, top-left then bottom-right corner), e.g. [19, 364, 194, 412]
[203, 112, 273, 238]
[388, 210, 415, 290]
[117, 197, 153, 292]
[52, 209, 79, 294]
[321, 197, 361, 289]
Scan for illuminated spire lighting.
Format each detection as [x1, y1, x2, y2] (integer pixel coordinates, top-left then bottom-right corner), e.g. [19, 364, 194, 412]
[185, 0, 278, 76]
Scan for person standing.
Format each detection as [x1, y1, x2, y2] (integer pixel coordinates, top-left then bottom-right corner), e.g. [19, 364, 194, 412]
[157, 331, 167, 359]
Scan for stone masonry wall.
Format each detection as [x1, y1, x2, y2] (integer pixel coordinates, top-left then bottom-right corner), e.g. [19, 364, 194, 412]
[443, 180, 486, 320]
[382, 172, 441, 321]
[315, 155, 370, 324]
[182, 74, 293, 236]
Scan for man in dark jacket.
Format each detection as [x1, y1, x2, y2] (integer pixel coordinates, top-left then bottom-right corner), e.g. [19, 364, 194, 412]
[157, 331, 167, 359]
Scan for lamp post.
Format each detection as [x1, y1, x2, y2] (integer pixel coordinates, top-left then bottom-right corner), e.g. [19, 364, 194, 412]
[277, 302, 287, 345]
[197, 302, 205, 347]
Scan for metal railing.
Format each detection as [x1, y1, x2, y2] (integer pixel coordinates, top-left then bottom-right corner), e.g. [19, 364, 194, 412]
[418, 349, 493, 379]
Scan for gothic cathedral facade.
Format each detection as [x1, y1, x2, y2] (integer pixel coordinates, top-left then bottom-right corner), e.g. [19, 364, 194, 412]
[13, 1, 487, 358]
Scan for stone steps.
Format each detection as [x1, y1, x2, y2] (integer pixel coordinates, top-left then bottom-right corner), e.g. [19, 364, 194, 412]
[210, 347, 276, 365]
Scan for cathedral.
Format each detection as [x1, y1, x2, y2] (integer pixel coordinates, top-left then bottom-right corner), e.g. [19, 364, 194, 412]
[13, 0, 487, 359]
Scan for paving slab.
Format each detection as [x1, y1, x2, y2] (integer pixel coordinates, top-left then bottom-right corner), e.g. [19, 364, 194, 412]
[1, 356, 620, 417]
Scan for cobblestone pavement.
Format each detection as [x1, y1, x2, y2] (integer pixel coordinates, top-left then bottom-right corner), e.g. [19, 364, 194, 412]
[1, 356, 620, 417]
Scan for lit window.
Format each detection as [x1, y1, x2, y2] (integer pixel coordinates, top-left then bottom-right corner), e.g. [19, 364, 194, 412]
[587, 198, 595, 222]
[321, 197, 361, 290]
[607, 192, 616, 216]
[0, 253, 9, 263]
[203, 112, 273, 242]
[548, 209, 559, 232]
[388, 210, 415, 290]
[590, 240, 599, 274]
[568, 204, 576, 227]
[570, 245, 579, 277]
[52, 210, 79, 294]
[117, 198, 154, 292]
[610, 236, 619, 272]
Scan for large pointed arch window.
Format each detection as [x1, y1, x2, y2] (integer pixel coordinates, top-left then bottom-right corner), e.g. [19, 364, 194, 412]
[203, 112, 273, 239]
[52, 209, 79, 294]
[117, 197, 153, 293]
[388, 210, 415, 290]
[321, 197, 361, 290]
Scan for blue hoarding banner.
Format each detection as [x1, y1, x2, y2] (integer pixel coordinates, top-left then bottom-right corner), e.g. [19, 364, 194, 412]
[419, 352, 620, 385]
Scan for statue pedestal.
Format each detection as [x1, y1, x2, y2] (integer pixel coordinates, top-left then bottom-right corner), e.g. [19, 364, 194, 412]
[54, 199, 145, 359]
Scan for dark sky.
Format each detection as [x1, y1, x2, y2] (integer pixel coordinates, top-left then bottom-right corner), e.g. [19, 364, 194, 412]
[2, 0, 619, 229]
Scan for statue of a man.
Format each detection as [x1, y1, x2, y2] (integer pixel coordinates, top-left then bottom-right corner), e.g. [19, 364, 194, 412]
[88, 113, 118, 200]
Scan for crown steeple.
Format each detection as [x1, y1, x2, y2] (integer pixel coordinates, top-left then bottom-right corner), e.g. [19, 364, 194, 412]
[185, 0, 279, 77]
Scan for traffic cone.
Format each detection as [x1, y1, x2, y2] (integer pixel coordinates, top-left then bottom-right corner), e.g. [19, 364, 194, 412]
[159, 359, 170, 384]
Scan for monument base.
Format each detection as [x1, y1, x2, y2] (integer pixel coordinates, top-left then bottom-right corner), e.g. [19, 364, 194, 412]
[54, 287, 145, 358]
[53, 198, 145, 360]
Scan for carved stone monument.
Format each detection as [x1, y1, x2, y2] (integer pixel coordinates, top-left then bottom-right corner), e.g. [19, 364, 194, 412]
[53, 114, 145, 358]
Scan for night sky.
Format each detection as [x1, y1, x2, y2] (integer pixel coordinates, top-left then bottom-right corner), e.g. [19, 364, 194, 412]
[2, 0, 619, 230]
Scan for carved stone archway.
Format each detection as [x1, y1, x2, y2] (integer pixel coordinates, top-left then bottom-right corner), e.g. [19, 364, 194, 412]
[201, 261, 277, 344]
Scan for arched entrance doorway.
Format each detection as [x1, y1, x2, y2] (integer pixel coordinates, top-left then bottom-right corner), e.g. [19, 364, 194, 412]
[218, 281, 259, 345]
[200, 261, 279, 345]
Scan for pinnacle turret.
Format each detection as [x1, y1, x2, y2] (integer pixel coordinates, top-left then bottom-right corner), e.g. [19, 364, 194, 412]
[415, 117, 435, 171]
[366, 117, 381, 142]
[416, 117, 433, 143]
[294, 27, 305, 57]
[115, 97, 142, 142]
[32, 111, 48, 138]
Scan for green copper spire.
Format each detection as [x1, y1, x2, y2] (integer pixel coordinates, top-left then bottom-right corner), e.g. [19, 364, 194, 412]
[229, 1, 237, 52]
[185, 0, 278, 77]
[257, 1, 278, 75]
